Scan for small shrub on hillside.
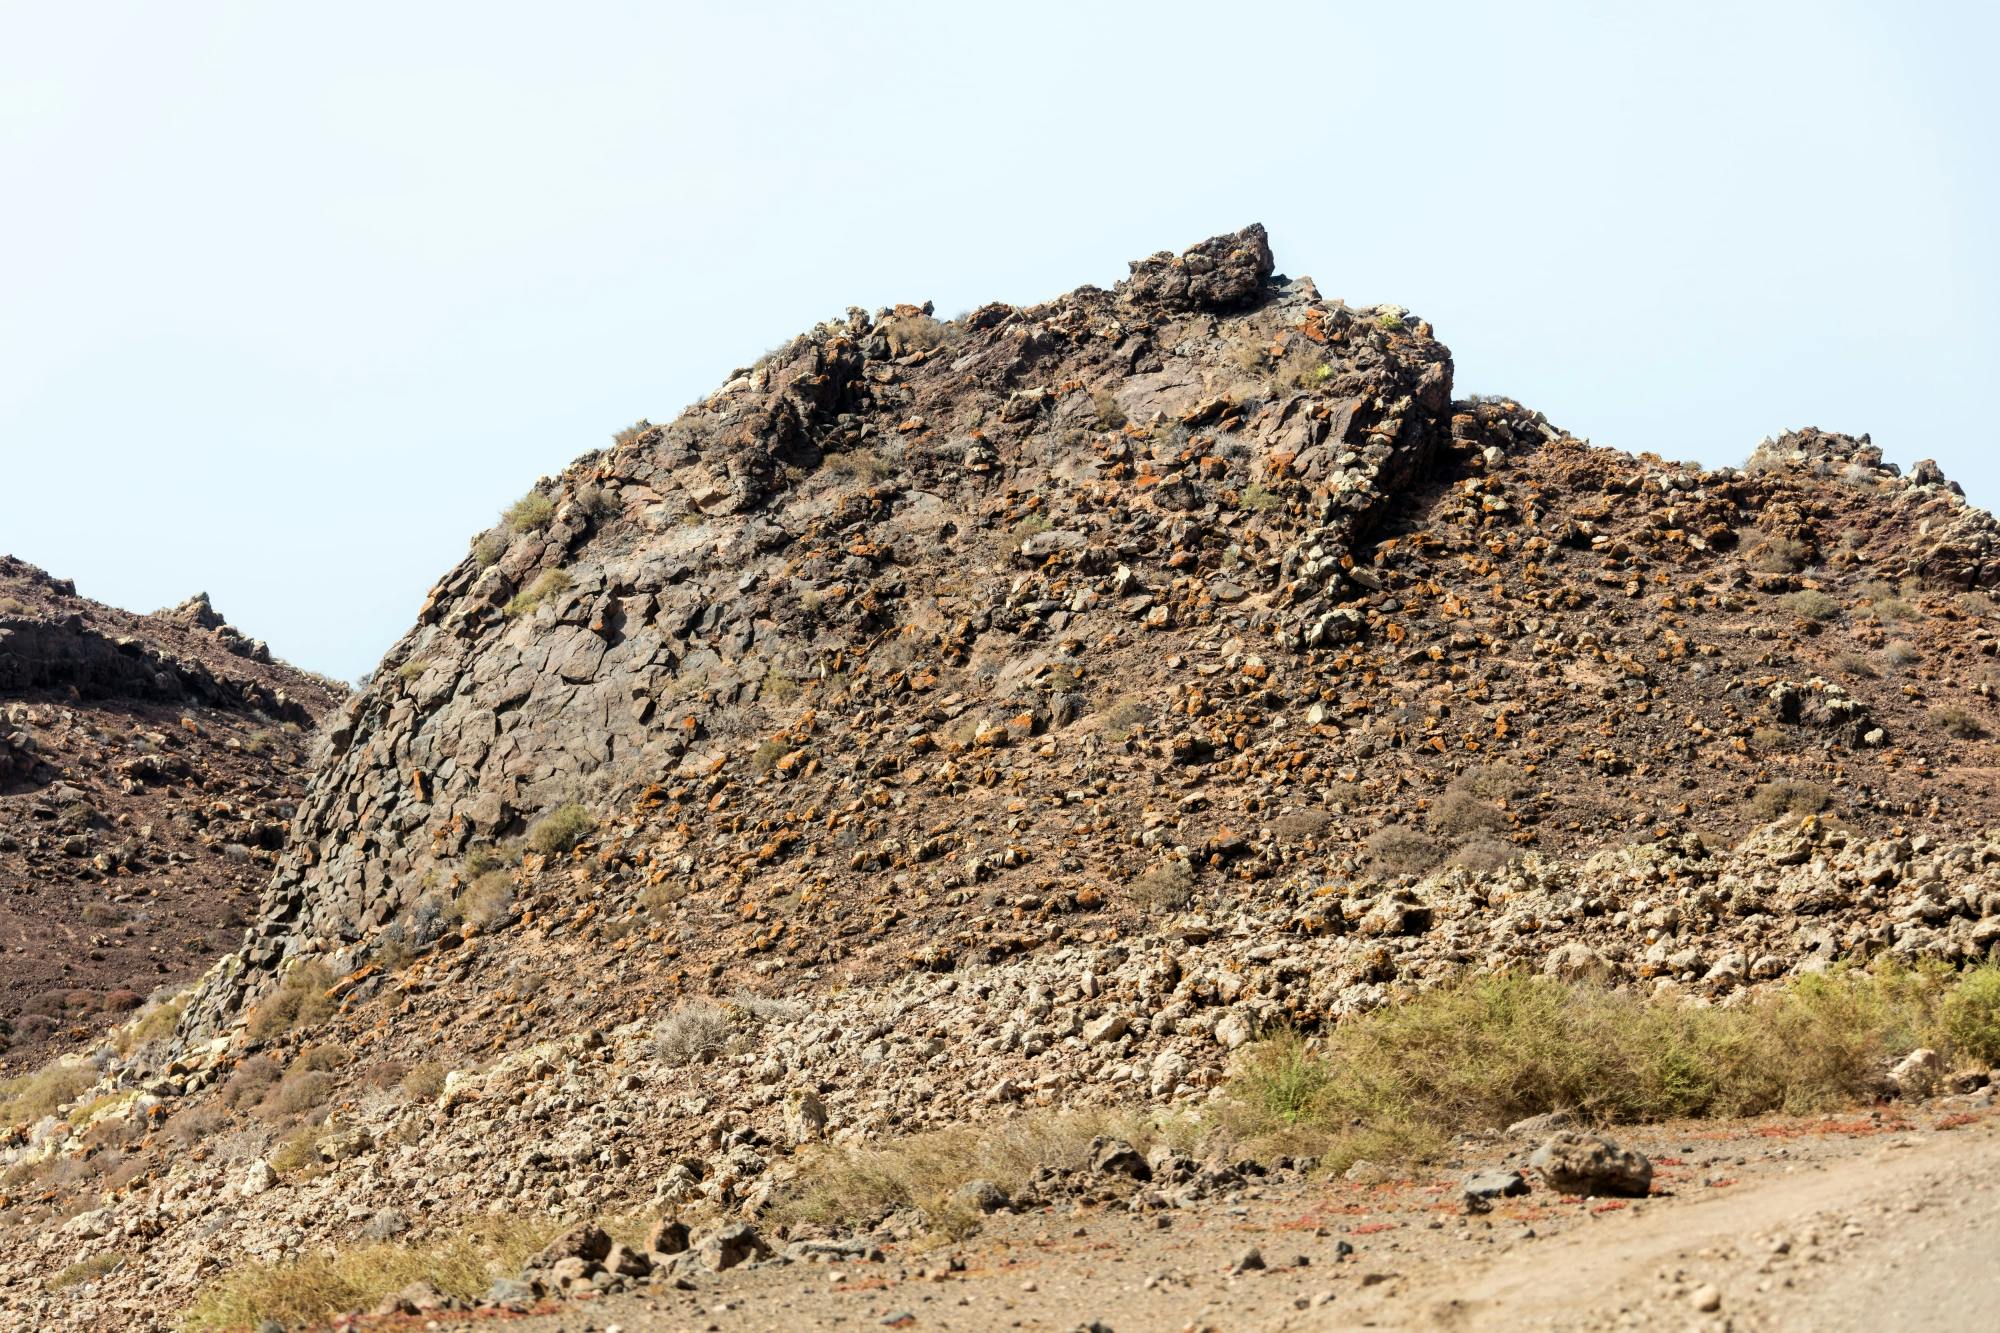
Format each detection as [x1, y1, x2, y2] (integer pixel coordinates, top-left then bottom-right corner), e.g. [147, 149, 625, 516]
[448, 871, 512, 930]
[1427, 785, 1508, 838]
[503, 568, 570, 618]
[1832, 651, 1879, 679]
[120, 998, 184, 1055]
[611, 419, 651, 448]
[471, 532, 505, 568]
[398, 1061, 448, 1103]
[881, 314, 949, 356]
[463, 842, 519, 877]
[1749, 779, 1832, 821]
[762, 668, 801, 703]
[1090, 388, 1127, 430]
[1749, 536, 1810, 573]
[527, 803, 596, 857]
[258, 1069, 335, 1121]
[1366, 825, 1440, 876]
[44, 1252, 125, 1292]
[1930, 705, 1987, 741]
[653, 1002, 733, 1065]
[220, 1055, 282, 1111]
[0, 1061, 96, 1125]
[823, 449, 892, 484]
[1131, 859, 1195, 913]
[1884, 639, 1921, 668]
[269, 1124, 327, 1175]
[1860, 581, 1916, 621]
[751, 738, 791, 775]
[503, 490, 555, 533]
[1238, 484, 1280, 512]
[1272, 809, 1331, 844]
[183, 1220, 556, 1330]
[575, 483, 618, 518]
[1099, 696, 1150, 740]
[293, 1043, 351, 1073]
[1447, 836, 1521, 874]
[776, 1106, 1192, 1238]
[245, 961, 337, 1043]
[1777, 589, 1841, 621]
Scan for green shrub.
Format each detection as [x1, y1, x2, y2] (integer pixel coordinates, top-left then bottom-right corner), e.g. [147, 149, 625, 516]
[450, 870, 514, 929]
[463, 843, 519, 877]
[45, 1252, 125, 1291]
[1221, 966, 2000, 1171]
[526, 803, 595, 857]
[1777, 589, 1840, 621]
[471, 532, 505, 568]
[1940, 969, 2000, 1064]
[245, 961, 337, 1043]
[0, 1061, 97, 1125]
[503, 490, 555, 532]
[751, 738, 791, 774]
[611, 419, 651, 448]
[503, 568, 571, 618]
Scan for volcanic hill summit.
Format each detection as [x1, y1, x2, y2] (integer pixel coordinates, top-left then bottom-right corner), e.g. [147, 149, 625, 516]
[12, 226, 2000, 1331]
[177, 223, 2000, 1033]
[0, 558, 344, 1070]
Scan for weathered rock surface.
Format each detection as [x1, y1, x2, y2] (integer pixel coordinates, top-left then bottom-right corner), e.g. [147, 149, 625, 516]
[1530, 1131, 1655, 1197]
[10, 226, 2000, 1330]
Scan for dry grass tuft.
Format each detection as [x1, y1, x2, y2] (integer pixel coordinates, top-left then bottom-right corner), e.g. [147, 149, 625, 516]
[245, 961, 337, 1043]
[503, 568, 571, 618]
[182, 1219, 555, 1330]
[777, 1107, 1197, 1238]
[526, 803, 596, 856]
[0, 1061, 97, 1126]
[502, 491, 555, 533]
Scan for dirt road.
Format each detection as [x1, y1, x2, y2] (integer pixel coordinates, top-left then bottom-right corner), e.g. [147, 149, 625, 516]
[475, 1108, 2000, 1332]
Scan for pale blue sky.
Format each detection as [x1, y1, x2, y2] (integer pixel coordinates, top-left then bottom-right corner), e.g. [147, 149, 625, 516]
[3, 2, 1993, 682]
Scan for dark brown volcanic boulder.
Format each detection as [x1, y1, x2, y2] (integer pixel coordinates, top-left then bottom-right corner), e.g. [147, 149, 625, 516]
[0, 558, 343, 1070]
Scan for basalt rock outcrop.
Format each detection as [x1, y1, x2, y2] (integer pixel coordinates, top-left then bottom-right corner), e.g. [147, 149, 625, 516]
[182, 223, 1457, 1027]
[14, 224, 2000, 1331]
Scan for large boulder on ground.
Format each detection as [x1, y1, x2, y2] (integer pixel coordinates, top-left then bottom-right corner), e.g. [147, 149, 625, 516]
[1528, 1131, 1653, 1197]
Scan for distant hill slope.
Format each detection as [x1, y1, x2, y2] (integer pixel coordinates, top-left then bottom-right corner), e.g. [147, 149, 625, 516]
[0, 557, 344, 1070]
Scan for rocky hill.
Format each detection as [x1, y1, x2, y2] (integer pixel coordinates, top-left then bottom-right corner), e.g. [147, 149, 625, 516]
[0, 558, 344, 1071]
[7, 225, 2000, 1329]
